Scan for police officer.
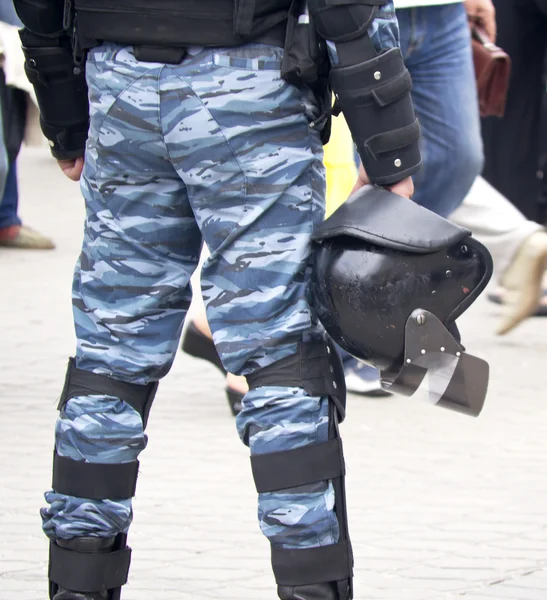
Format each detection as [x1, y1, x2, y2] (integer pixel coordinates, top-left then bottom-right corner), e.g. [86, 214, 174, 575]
[14, 0, 421, 597]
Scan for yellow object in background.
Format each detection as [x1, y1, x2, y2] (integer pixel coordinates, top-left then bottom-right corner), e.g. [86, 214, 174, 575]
[324, 114, 357, 217]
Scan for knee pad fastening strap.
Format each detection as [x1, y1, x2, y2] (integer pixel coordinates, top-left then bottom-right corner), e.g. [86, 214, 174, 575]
[52, 358, 158, 500]
[247, 340, 353, 598]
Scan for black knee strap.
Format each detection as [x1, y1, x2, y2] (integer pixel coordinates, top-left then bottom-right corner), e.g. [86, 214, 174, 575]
[252, 438, 344, 492]
[52, 358, 158, 500]
[246, 338, 347, 421]
[49, 534, 130, 600]
[272, 543, 352, 587]
[49, 539, 130, 594]
[53, 451, 139, 499]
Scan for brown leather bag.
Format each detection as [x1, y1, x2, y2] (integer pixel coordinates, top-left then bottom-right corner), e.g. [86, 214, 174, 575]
[471, 26, 511, 118]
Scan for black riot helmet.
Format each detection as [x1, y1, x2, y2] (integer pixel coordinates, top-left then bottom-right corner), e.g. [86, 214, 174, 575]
[311, 185, 494, 417]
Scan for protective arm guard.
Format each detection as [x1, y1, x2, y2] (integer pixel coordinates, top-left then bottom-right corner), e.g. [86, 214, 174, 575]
[308, 0, 422, 185]
[15, 0, 89, 160]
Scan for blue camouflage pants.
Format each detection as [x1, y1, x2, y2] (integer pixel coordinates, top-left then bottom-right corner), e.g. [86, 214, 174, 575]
[41, 43, 340, 551]
[42, 0, 400, 558]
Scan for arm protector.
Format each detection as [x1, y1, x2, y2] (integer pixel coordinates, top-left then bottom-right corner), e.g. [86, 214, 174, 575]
[15, 0, 89, 160]
[308, 0, 422, 185]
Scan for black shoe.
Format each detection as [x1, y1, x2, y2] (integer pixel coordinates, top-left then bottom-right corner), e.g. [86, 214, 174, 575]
[181, 321, 245, 415]
[181, 321, 226, 373]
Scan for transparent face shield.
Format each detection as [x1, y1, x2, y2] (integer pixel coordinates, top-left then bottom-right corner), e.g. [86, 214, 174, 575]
[380, 310, 489, 417]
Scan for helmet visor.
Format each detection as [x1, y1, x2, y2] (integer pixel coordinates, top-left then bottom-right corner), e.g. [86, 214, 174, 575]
[381, 310, 489, 417]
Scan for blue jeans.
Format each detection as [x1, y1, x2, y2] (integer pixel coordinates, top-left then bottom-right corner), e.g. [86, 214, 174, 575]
[398, 2, 483, 217]
[0, 0, 23, 228]
[0, 1, 22, 27]
[0, 162, 21, 229]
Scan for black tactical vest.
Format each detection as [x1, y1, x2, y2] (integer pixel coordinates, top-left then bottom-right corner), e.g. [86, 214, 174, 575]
[73, 0, 291, 51]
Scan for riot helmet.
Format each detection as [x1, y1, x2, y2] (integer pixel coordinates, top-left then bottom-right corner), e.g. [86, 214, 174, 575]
[311, 185, 494, 416]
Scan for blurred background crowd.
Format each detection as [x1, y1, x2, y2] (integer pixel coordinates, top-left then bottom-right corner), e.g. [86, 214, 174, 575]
[1, 0, 546, 410]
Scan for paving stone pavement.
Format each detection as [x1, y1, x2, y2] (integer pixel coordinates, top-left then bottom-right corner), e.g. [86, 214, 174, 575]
[1, 147, 547, 600]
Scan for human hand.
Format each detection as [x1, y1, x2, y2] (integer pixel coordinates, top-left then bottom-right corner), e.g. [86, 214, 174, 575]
[57, 157, 84, 181]
[351, 162, 372, 194]
[385, 175, 414, 199]
[464, 0, 496, 42]
[351, 162, 414, 199]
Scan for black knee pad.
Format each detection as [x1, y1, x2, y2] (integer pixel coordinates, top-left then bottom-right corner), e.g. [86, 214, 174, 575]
[49, 358, 159, 599]
[247, 340, 353, 598]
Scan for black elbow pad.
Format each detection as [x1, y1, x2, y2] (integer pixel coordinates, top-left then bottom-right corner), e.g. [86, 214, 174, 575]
[308, 0, 422, 185]
[310, 0, 384, 44]
[21, 37, 89, 160]
[14, 0, 66, 35]
[331, 48, 421, 186]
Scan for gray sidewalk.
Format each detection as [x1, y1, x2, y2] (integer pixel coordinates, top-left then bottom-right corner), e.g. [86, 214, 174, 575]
[1, 147, 547, 600]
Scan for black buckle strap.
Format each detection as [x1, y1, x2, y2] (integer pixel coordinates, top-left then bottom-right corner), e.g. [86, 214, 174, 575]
[251, 439, 345, 493]
[53, 451, 139, 500]
[365, 119, 421, 158]
[272, 542, 352, 586]
[49, 541, 131, 593]
[59, 358, 158, 429]
[372, 68, 413, 107]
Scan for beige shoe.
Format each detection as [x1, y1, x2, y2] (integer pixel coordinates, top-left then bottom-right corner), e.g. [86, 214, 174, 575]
[0, 225, 55, 250]
[497, 230, 547, 335]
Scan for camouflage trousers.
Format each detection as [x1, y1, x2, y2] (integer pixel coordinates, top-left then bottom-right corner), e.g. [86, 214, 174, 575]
[41, 43, 341, 551]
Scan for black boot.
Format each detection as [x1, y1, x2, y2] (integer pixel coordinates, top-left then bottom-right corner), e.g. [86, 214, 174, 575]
[181, 321, 225, 373]
[278, 582, 341, 600]
[52, 537, 116, 600]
